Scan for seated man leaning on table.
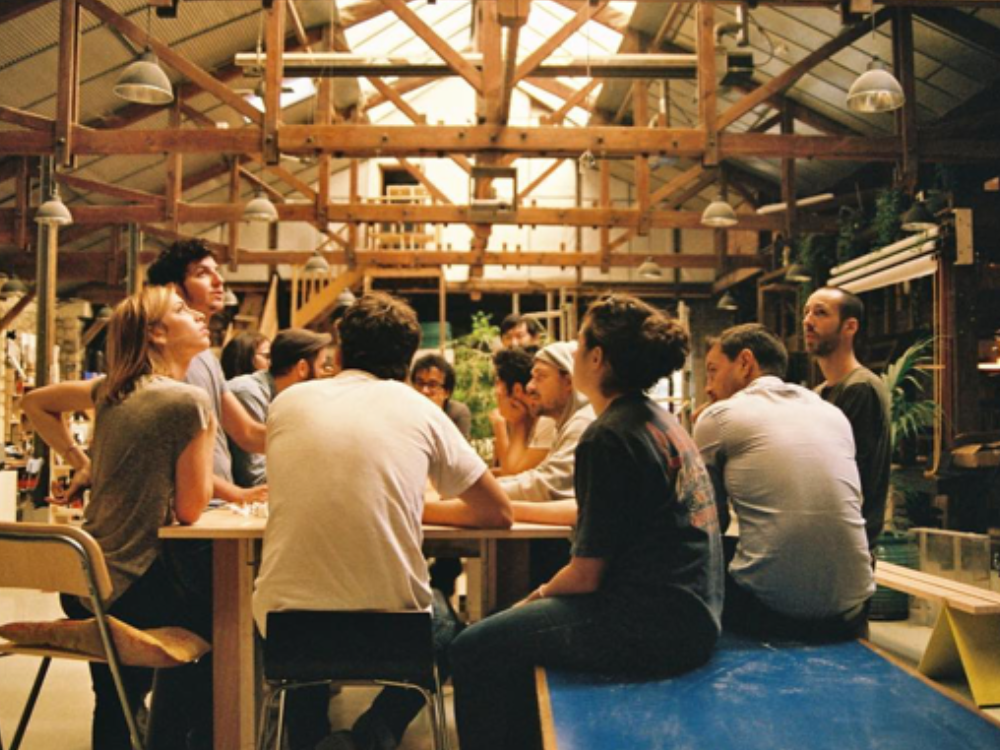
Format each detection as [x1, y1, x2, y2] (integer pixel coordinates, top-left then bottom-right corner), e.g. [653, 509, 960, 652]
[495, 341, 596, 526]
[253, 291, 512, 750]
[693, 323, 874, 643]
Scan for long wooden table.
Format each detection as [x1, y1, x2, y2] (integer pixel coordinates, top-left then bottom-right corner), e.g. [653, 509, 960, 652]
[160, 509, 572, 750]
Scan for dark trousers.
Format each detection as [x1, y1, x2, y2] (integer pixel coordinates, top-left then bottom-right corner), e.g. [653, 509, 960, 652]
[450, 592, 718, 750]
[721, 536, 869, 643]
[61, 544, 213, 750]
[283, 591, 463, 750]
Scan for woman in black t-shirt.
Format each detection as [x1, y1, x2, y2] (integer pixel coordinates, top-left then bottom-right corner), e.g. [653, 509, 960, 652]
[450, 293, 724, 750]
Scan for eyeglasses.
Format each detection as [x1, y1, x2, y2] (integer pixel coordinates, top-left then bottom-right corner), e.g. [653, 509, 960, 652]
[413, 379, 446, 393]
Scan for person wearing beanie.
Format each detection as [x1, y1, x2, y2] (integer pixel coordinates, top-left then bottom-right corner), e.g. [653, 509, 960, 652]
[228, 328, 334, 487]
[496, 340, 596, 525]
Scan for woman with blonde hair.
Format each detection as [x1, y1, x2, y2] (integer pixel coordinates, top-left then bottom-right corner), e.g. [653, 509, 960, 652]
[23, 285, 216, 750]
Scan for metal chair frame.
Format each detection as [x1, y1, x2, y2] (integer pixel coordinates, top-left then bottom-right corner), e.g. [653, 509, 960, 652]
[257, 610, 450, 750]
[0, 522, 145, 750]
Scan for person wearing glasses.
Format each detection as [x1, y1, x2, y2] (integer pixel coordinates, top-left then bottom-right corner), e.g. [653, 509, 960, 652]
[410, 353, 472, 440]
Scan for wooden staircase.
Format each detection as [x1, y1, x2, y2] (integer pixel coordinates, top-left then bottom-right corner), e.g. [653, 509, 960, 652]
[290, 266, 363, 329]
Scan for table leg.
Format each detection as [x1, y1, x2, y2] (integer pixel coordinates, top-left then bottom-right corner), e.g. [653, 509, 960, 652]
[213, 538, 257, 750]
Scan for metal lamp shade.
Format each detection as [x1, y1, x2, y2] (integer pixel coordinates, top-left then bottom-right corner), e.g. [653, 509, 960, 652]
[1, 277, 29, 297]
[114, 51, 174, 105]
[900, 202, 936, 232]
[846, 59, 904, 113]
[35, 189, 73, 226]
[243, 191, 279, 222]
[223, 289, 239, 307]
[717, 292, 739, 311]
[701, 198, 738, 228]
[785, 263, 812, 283]
[637, 257, 663, 279]
[335, 288, 357, 307]
[304, 253, 330, 273]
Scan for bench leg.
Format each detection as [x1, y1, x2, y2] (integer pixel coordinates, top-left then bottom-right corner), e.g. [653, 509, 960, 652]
[919, 607, 1000, 707]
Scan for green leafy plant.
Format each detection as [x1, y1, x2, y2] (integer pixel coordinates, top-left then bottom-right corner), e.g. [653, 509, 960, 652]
[873, 188, 905, 248]
[452, 312, 500, 455]
[881, 337, 938, 454]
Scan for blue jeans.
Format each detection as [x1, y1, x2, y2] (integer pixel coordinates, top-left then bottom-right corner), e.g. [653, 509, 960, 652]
[450, 592, 717, 750]
[283, 591, 462, 750]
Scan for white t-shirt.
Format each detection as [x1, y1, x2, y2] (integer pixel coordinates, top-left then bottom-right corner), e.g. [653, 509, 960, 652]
[253, 370, 486, 635]
[694, 376, 874, 619]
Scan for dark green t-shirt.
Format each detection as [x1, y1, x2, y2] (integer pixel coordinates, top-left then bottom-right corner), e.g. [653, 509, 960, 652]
[819, 366, 891, 548]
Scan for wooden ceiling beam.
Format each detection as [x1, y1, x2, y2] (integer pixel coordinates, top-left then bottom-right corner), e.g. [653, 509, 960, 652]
[11, 124, 997, 162]
[57, 173, 166, 204]
[0, 106, 55, 132]
[514, 1, 609, 84]
[379, 0, 483, 93]
[545, 80, 600, 125]
[1, 201, 836, 234]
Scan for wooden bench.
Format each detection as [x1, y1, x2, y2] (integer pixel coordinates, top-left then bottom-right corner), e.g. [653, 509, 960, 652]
[537, 635, 1000, 750]
[874, 560, 1000, 706]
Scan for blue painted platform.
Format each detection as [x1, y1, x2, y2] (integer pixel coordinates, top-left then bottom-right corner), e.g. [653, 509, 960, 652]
[541, 636, 1000, 750]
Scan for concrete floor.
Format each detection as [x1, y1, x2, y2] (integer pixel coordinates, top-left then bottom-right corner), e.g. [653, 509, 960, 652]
[2, 587, 997, 749]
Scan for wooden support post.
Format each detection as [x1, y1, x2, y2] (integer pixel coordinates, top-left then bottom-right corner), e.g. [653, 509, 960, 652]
[634, 81, 650, 234]
[600, 158, 611, 273]
[228, 158, 241, 271]
[126, 223, 142, 294]
[166, 98, 183, 233]
[264, 0, 286, 165]
[348, 159, 359, 266]
[14, 158, 29, 251]
[893, 8, 918, 193]
[480, 0, 503, 124]
[55, 0, 81, 168]
[697, 2, 718, 166]
[316, 22, 333, 229]
[780, 103, 797, 242]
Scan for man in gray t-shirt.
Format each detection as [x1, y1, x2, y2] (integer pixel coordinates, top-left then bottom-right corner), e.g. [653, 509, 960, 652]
[147, 240, 268, 505]
[695, 324, 874, 642]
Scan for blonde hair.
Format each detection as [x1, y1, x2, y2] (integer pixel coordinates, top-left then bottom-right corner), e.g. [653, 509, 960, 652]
[102, 286, 175, 404]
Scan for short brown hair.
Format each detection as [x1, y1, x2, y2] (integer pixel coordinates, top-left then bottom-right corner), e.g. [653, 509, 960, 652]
[270, 328, 332, 377]
[338, 292, 421, 381]
[717, 323, 788, 378]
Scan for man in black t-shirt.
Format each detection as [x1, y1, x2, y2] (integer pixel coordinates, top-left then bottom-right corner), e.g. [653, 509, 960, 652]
[804, 287, 892, 549]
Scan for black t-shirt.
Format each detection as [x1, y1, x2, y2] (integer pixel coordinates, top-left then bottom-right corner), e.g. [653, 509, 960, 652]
[573, 393, 724, 629]
[819, 366, 891, 548]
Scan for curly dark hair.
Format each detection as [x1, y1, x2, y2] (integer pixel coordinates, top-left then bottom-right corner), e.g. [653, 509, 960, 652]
[581, 294, 690, 395]
[338, 292, 421, 381]
[147, 239, 215, 287]
[492, 346, 538, 391]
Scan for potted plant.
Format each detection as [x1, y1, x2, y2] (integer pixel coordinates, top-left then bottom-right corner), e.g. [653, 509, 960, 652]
[452, 311, 500, 461]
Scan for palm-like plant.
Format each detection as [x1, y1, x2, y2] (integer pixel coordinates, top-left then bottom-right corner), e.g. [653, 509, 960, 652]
[881, 337, 938, 454]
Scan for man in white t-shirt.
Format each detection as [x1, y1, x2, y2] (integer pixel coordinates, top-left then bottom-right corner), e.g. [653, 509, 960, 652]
[694, 323, 874, 642]
[254, 292, 511, 750]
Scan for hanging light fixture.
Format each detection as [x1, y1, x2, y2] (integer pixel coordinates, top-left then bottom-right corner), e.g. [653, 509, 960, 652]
[846, 59, 904, 113]
[243, 189, 279, 222]
[0, 277, 29, 298]
[223, 288, 239, 307]
[701, 196, 738, 228]
[304, 252, 330, 273]
[785, 263, 812, 284]
[846, 16, 904, 114]
[717, 292, 739, 311]
[113, 8, 173, 105]
[335, 288, 357, 308]
[900, 200, 936, 232]
[95, 304, 114, 320]
[35, 186, 73, 226]
[637, 257, 663, 279]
